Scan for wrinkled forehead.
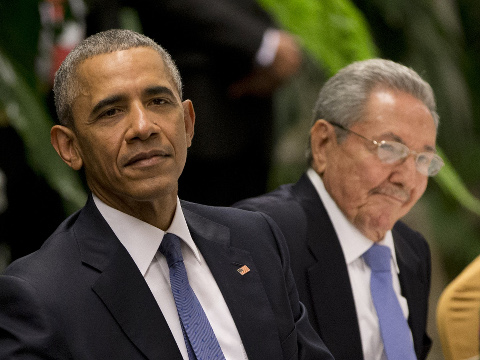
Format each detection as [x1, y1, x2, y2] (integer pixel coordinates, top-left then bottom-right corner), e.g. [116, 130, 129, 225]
[359, 89, 437, 147]
[367, 86, 438, 129]
[73, 48, 179, 102]
[78, 47, 177, 85]
[75, 48, 179, 107]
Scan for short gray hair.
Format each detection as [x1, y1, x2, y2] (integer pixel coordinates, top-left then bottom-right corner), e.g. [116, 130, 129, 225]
[53, 29, 182, 128]
[308, 58, 439, 164]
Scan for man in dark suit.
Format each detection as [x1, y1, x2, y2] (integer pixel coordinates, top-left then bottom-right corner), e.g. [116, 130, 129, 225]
[86, 0, 302, 206]
[0, 29, 332, 359]
[235, 59, 443, 360]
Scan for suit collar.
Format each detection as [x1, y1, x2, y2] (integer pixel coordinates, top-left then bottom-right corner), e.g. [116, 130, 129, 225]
[305, 169, 400, 268]
[181, 204, 231, 247]
[293, 173, 426, 359]
[74, 195, 183, 359]
[74, 195, 122, 272]
[181, 203, 284, 360]
[393, 227, 423, 280]
[392, 226, 427, 356]
[92, 195, 203, 275]
[291, 175, 365, 359]
[76, 198, 283, 360]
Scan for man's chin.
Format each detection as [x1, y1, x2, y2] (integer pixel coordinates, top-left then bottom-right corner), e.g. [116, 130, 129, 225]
[355, 212, 398, 241]
[114, 178, 179, 202]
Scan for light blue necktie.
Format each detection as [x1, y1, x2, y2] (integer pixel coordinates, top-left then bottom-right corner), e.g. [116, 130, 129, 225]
[159, 233, 226, 360]
[363, 244, 417, 360]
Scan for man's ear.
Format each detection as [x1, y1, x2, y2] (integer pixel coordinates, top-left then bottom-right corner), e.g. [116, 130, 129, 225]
[182, 99, 195, 147]
[50, 125, 83, 170]
[310, 119, 335, 174]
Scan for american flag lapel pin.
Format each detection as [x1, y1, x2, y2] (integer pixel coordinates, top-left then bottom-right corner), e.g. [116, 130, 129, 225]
[237, 265, 250, 275]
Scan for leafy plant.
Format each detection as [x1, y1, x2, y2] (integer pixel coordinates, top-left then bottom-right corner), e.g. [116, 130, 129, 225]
[258, 0, 377, 76]
[0, 49, 86, 214]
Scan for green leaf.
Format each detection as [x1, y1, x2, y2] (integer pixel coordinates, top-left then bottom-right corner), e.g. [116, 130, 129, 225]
[433, 148, 480, 217]
[0, 49, 86, 214]
[257, 0, 378, 75]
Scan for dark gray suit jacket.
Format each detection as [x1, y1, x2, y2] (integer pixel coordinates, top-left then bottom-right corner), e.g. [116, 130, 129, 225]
[234, 173, 432, 360]
[0, 195, 333, 359]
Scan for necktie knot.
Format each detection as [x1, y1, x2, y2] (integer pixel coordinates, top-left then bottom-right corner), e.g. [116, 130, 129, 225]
[363, 244, 391, 272]
[159, 233, 184, 268]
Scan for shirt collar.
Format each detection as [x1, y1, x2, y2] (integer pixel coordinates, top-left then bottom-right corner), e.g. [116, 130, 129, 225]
[92, 194, 201, 276]
[306, 168, 400, 273]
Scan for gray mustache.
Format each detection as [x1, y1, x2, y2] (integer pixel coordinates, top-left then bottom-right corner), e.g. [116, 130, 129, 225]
[370, 186, 410, 202]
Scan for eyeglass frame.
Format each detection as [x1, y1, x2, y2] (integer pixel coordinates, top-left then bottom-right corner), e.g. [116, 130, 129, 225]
[328, 121, 444, 177]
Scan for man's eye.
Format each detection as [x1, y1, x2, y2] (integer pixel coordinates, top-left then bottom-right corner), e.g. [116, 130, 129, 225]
[416, 153, 432, 165]
[151, 98, 168, 105]
[379, 143, 395, 152]
[101, 108, 121, 117]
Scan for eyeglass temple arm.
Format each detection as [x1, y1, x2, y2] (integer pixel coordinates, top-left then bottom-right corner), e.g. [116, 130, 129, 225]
[329, 121, 376, 144]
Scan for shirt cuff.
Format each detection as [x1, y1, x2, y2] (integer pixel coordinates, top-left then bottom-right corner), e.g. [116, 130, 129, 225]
[255, 28, 281, 67]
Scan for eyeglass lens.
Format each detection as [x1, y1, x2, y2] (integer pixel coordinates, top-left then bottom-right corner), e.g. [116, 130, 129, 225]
[377, 142, 443, 176]
[329, 121, 444, 176]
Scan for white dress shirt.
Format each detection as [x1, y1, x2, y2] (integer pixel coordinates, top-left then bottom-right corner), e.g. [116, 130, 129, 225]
[93, 195, 248, 360]
[307, 169, 411, 360]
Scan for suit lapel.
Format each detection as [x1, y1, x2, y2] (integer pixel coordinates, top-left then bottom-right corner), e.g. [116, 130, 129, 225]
[292, 175, 428, 359]
[182, 207, 283, 360]
[75, 196, 182, 360]
[293, 176, 364, 359]
[393, 229, 426, 357]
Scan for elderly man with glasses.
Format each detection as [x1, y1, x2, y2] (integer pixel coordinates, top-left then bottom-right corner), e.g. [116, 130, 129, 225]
[234, 59, 442, 360]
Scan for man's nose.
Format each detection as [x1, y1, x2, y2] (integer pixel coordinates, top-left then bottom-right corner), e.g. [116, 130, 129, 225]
[126, 104, 158, 142]
[390, 154, 420, 185]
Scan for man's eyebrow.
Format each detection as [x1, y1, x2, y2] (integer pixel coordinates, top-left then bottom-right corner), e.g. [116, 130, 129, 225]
[144, 86, 176, 98]
[91, 94, 126, 116]
[424, 144, 436, 153]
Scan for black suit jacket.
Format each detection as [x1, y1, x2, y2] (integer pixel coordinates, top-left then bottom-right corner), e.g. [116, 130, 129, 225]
[234, 173, 432, 360]
[0, 195, 333, 360]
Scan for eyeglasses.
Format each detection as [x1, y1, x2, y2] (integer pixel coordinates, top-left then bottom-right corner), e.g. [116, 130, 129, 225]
[329, 122, 444, 176]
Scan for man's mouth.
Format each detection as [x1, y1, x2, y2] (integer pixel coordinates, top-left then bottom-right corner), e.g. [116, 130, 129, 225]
[124, 150, 170, 167]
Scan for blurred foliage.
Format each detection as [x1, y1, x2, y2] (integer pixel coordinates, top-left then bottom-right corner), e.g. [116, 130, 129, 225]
[435, 148, 480, 218]
[258, 0, 377, 76]
[0, 50, 87, 213]
[0, 0, 87, 215]
[0, 0, 41, 90]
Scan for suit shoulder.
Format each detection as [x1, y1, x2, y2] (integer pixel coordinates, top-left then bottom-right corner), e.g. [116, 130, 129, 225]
[234, 183, 297, 209]
[393, 221, 430, 256]
[232, 184, 303, 220]
[393, 221, 426, 241]
[2, 209, 83, 282]
[180, 200, 289, 262]
[181, 200, 276, 229]
[233, 184, 308, 230]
